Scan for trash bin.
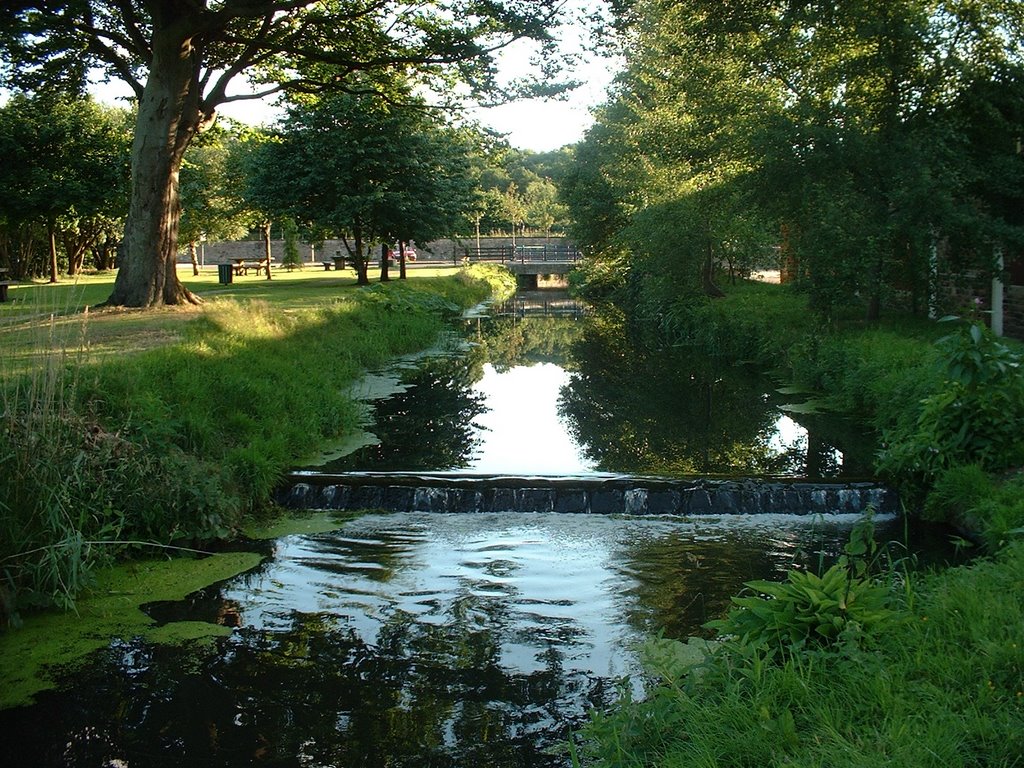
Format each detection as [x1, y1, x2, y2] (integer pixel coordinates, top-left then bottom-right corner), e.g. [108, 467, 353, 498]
[217, 263, 233, 285]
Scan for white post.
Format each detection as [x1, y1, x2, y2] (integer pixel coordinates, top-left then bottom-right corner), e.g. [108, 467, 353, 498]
[992, 248, 1005, 337]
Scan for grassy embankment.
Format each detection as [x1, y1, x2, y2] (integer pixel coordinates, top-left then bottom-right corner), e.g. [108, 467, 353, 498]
[0, 264, 513, 637]
[575, 280, 1024, 767]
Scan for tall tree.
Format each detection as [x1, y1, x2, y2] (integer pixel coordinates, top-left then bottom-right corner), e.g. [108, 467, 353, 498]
[0, 93, 131, 280]
[0, 0, 563, 307]
[178, 124, 250, 275]
[244, 84, 477, 285]
[569, 0, 1024, 321]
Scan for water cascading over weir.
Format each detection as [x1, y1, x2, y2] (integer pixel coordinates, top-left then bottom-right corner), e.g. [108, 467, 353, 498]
[276, 472, 899, 516]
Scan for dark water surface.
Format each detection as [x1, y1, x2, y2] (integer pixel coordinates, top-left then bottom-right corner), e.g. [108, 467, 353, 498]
[1, 297, 959, 766]
[307, 302, 875, 479]
[0, 512, 954, 768]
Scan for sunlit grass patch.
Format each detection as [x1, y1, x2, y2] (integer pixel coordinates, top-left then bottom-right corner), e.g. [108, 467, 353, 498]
[0, 263, 501, 623]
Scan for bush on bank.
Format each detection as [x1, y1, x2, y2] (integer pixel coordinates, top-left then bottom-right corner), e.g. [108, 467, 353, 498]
[0, 266, 508, 624]
[573, 281, 1024, 767]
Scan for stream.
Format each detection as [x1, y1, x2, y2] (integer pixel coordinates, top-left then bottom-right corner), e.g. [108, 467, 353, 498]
[0, 293, 960, 767]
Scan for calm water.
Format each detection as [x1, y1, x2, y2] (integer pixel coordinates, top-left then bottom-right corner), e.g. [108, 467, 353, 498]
[0, 511, 951, 768]
[309, 303, 874, 478]
[1, 297, 958, 766]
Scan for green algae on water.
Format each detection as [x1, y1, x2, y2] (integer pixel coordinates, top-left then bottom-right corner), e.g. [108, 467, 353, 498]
[0, 550, 262, 710]
[243, 509, 359, 540]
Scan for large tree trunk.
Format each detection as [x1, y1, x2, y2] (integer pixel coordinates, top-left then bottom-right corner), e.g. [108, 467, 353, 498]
[380, 242, 391, 282]
[701, 233, 725, 298]
[106, 24, 204, 308]
[188, 240, 200, 276]
[353, 222, 369, 286]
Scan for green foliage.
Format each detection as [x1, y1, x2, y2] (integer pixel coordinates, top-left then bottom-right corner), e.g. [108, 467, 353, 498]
[970, 475, 1024, 552]
[878, 322, 1024, 497]
[575, 542, 1024, 768]
[706, 517, 900, 654]
[923, 464, 993, 525]
[570, 0, 1024, 321]
[280, 218, 302, 269]
[461, 262, 516, 301]
[243, 83, 479, 285]
[178, 124, 251, 249]
[0, 93, 131, 279]
[0, 272, 494, 622]
[926, 466, 1024, 552]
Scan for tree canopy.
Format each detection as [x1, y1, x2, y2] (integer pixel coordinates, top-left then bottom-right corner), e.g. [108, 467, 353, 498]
[0, 93, 131, 280]
[243, 83, 478, 284]
[0, 0, 565, 306]
[565, 0, 1024, 322]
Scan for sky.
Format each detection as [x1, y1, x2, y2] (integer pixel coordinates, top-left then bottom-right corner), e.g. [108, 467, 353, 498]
[87, 8, 619, 154]
[465, 18, 620, 152]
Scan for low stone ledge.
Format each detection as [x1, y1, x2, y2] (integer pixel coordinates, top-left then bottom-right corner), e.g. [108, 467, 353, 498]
[275, 473, 899, 516]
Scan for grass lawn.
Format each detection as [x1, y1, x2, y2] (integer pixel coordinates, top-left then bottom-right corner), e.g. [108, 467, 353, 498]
[0, 263, 463, 378]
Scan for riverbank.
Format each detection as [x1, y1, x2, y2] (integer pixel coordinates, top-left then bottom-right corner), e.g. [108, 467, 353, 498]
[0, 264, 515, 627]
[574, 281, 1024, 766]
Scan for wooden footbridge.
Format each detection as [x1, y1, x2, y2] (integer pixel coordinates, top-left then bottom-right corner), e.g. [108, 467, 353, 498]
[463, 244, 581, 275]
[462, 244, 581, 288]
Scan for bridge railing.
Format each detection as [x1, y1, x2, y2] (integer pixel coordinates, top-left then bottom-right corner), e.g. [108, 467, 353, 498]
[463, 244, 581, 264]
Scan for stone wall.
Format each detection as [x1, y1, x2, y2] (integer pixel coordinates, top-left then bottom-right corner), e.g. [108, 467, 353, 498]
[277, 474, 899, 517]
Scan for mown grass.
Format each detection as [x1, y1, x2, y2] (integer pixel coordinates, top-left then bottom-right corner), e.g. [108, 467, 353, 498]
[574, 282, 1024, 767]
[0, 263, 508, 624]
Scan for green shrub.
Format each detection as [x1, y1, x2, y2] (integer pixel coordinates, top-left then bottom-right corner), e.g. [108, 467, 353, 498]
[923, 464, 992, 526]
[967, 473, 1024, 552]
[878, 322, 1024, 500]
[706, 516, 901, 654]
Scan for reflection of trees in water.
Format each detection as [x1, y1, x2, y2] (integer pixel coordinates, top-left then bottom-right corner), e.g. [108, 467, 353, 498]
[467, 314, 584, 372]
[322, 355, 488, 472]
[611, 524, 849, 638]
[6, 597, 606, 768]
[320, 314, 585, 473]
[559, 313, 853, 477]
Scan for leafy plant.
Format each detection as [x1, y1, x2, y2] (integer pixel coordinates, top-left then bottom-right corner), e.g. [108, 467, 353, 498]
[878, 321, 1024, 499]
[281, 218, 302, 270]
[923, 463, 992, 526]
[706, 516, 900, 653]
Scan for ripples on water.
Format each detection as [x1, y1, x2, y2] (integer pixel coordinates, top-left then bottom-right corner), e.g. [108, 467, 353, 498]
[3, 511, 941, 768]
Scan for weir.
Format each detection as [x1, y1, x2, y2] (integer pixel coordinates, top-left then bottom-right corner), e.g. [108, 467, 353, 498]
[277, 472, 899, 516]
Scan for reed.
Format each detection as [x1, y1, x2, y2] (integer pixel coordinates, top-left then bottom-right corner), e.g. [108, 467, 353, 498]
[1, 268, 500, 623]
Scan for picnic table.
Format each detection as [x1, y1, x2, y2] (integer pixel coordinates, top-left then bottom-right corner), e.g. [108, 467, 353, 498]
[231, 258, 267, 276]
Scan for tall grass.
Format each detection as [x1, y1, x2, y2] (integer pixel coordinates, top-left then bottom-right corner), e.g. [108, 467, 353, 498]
[1, 300, 98, 617]
[0, 268, 500, 624]
[576, 542, 1024, 767]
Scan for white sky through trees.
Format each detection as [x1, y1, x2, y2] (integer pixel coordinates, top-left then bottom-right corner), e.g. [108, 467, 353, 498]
[84, 5, 619, 153]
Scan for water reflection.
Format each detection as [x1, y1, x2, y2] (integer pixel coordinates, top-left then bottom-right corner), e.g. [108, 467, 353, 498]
[319, 354, 488, 472]
[559, 312, 871, 477]
[310, 297, 873, 479]
[2, 512, 940, 767]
